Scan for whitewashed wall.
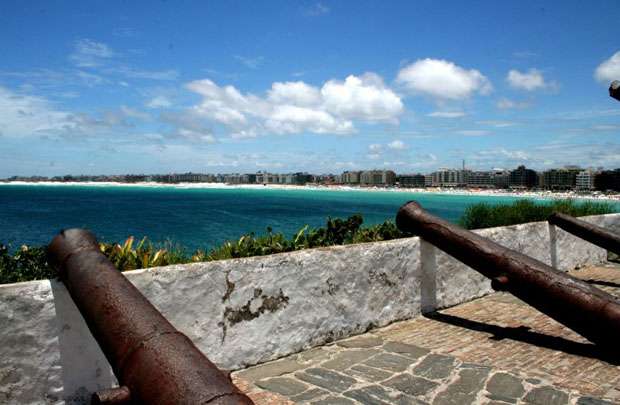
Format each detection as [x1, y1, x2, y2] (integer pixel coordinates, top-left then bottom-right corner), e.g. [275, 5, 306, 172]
[1, 213, 619, 404]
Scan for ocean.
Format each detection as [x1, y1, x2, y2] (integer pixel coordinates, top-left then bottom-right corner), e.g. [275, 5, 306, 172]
[0, 184, 604, 251]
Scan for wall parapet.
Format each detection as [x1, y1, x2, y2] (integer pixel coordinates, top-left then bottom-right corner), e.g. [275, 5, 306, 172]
[1, 213, 619, 404]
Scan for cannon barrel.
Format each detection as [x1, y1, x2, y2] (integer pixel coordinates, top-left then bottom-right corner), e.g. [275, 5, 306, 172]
[611, 80, 620, 102]
[47, 229, 253, 405]
[549, 212, 620, 256]
[396, 201, 620, 350]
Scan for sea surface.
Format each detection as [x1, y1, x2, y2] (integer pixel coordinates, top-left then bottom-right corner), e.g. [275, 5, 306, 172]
[0, 184, 611, 251]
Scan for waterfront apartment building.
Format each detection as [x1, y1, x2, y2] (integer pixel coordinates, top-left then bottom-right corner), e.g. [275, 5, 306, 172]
[255, 172, 311, 185]
[360, 170, 396, 186]
[256, 172, 278, 184]
[490, 169, 510, 189]
[509, 166, 538, 189]
[594, 169, 620, 191]
[431, 169, 469, 187]
[340, 171, 362, 184]
[542, 167, 581, 190]
[223, 173, 257, 184]
[398, 174, 426, 188]
[466, 171, 494, 188]
[154, 173, 215, 183]
[576, 170, 596, 191]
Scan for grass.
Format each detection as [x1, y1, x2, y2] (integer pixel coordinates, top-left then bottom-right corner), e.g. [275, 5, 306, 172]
[458, 199, 615, 230]
[1, 199, 617, 284]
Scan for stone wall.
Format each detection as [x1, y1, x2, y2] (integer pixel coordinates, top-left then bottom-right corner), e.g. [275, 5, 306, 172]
[1, 213, 619, 404]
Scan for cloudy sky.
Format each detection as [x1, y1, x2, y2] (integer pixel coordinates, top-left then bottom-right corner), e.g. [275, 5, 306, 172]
[1, 1, 619, 177]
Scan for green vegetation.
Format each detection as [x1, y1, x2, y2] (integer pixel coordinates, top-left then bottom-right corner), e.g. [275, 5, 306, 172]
[0, 244, 53, 284]
[1, 199, 616, 284]
[458, 199, 614, 230]
[0, 215, 411, 284]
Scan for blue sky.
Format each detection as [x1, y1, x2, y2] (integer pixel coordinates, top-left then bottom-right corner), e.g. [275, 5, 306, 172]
[0, 1, 619, 177]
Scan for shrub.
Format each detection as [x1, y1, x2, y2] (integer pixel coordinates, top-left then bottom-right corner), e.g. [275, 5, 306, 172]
[1, 199, 616, 284]
[458, 199, 615, 230]
[0, 244, 55, 284]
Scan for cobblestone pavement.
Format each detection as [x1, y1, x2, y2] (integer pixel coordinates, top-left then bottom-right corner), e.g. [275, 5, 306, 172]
[231, 264, 620, 404]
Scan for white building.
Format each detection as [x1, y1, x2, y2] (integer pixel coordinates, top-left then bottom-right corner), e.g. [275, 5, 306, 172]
[576, 170, 595, 191]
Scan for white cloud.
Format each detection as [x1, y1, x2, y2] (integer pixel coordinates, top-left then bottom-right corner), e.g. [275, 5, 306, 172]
[105, 66, 179, 81]
[471, 143, 620, 169]
[118, 106, 151, 121]
[506, 69, 549, 91]
[368, 143, 383, 152]
[496, 97, 531, 109]
[76, 71, 107, 86]
[185, 73, 403, 136]
[427, 111, 466, 118]
[146, 95, 173, 109]
[396, 58, 492, 100]
[0, 86, 153, 139]
[70, 39, 115, 67]
[267, 81, 321, 106]
[476, 120, 516, 128]
[321, 73, 403, 122]
[186, 79, 254, 126]
[387, 139, 407, 150]
[234, 55, 264, 69]
[305, 2, 330, 16]
[265, 105, 353, 134]
[513, 51, 537, 59]
[230, 129, 258, 139]
[0, 86, 74, 137]
[175, 127, 216, 143]
[594, 51, 620, 83]
[455, 130, 490, 137]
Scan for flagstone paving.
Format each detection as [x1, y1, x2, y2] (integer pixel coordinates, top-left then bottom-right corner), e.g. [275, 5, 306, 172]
[232, 263, 620, 404]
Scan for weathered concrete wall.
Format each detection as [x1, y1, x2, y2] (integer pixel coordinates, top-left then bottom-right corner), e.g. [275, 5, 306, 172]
[1, 213, 618, 404]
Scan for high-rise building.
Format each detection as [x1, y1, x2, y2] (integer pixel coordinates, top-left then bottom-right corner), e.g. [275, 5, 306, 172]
[341, 171, 361, 184]
[490, 169, 510, 189]
[542, 167, 581, 190]
[576, 170, 596, 191]
[509, 165, 538, 189]
[594, 169, 620, 191]
[398, 174, 426, 188]
[467, 171, 493, 188]
[360, 170, 396, 185]
[431, 168, 469, 187]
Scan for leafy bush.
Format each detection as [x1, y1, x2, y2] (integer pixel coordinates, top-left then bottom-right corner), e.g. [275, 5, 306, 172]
[0, 215, 409, 283]
[459, 199, 615, 230]
[1, 199, 616, 284]
[0, 244, 55, 284]
[99, 236, 169, 271]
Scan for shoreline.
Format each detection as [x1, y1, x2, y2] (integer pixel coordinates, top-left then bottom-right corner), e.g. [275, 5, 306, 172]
[2, 181, 620, 202]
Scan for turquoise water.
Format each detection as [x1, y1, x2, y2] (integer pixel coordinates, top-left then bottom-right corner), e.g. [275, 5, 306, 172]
[0, 184, 607, 251]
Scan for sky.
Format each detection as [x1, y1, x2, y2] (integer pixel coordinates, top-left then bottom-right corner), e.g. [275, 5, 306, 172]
[0, 1, 619, 177]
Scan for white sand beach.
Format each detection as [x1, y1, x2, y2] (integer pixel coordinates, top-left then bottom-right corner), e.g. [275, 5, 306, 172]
[2, 181, 620, 202]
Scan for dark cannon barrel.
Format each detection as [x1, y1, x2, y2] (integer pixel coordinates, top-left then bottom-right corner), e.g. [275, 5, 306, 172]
[48, 228, 254, 405]
[611, 80, 620, 101]
[396, 201, 620, 351]
[549, 212, 620, 256]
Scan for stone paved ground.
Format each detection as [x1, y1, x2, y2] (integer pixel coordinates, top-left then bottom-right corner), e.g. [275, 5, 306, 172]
[232, 263, 620, 404]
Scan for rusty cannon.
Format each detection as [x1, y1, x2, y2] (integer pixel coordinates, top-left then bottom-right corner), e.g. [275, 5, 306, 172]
[396, 201, 620, 351]
[611, 80, 620, 102]
[47, 229, 254, 405]
[549, 212, 620, 256]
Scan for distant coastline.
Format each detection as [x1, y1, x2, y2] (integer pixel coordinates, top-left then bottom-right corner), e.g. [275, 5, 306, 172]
[2, 180, 620, 202]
